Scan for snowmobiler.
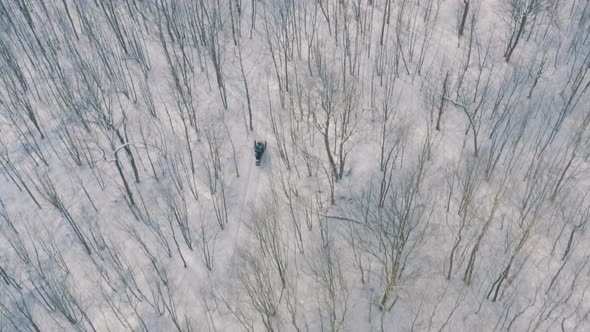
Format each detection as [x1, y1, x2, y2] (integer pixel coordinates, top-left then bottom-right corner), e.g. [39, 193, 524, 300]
[254, 140, 266, 166]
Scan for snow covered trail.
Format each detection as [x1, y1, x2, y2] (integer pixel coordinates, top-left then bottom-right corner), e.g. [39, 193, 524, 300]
[226, 140, 264, 266]
[227, 89, 276, 261]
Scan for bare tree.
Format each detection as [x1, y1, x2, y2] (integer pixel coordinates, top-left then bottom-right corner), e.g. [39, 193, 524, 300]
[231, 242, 284, 332]
[487, 159, 551, 302]
[283, 277, 308, 332]
[0, 138, 42, 209]
[376, 67, 408, 208]
[236, 37, 254, 131]
[246, 201, 289, 290]
[435, 71, 450, 131]
[201, 123, 229, 230]
[276, 164, 305, 253]
[502, 0, 545, 62]
[526, 47, 548, 98]
[350, 139, 432, 311]
[198, 215, 218, 271]
[34, 171, 92, 256]
[197, 0, 229, 109]
[0, 35, 44, 139]
[457, 0, 471, 38]
[446, 156, 483, 280]
[308, 243, 350, 332]
[463, 168, 510, 285]
[312, 67, 359, 182]
[443, 62, 492, 157]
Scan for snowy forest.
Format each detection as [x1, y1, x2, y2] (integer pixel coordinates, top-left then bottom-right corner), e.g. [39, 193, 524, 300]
[1, 0, 589, 331]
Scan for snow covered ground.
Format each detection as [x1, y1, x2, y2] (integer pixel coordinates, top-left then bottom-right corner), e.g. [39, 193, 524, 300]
[1, 0, 590, 331]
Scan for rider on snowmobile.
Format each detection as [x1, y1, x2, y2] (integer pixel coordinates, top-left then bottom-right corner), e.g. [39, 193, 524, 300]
[254, 140, 266, 160]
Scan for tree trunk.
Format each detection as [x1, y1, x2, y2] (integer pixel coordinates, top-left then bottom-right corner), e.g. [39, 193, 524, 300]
[504, 12, 528, 62]
[323, 119, 339, 181]
[458, 0, 470, 38]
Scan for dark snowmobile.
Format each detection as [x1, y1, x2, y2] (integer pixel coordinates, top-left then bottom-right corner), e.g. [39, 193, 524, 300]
[254, 140, 266, 166]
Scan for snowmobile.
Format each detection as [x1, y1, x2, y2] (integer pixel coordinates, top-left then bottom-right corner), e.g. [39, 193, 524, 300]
[254, 140, 266, 166]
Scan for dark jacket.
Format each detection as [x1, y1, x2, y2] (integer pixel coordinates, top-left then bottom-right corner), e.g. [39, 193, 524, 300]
[254, 141, 266, 155]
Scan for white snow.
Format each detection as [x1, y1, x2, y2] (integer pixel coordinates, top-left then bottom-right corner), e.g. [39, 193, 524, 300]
[1, 0, 589, 331]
